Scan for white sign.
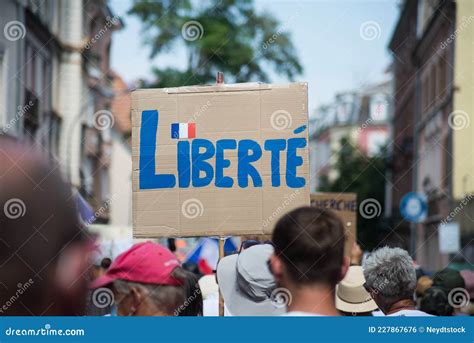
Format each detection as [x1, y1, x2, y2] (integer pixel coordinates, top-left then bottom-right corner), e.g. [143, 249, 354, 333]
[438, 222, 460, 254]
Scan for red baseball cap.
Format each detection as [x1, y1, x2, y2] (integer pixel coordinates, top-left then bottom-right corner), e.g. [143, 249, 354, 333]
[90, 241, 182, 289]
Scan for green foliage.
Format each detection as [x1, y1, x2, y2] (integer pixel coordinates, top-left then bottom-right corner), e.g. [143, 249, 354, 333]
[129, 0, 302, 87]
[319, 137, 387, 250]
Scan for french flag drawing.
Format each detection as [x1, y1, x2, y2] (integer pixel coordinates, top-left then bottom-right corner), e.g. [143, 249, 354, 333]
[171, 122, 196, 139]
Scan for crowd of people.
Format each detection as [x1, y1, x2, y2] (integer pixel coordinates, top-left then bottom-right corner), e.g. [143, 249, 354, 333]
[1, 138, 472, 317]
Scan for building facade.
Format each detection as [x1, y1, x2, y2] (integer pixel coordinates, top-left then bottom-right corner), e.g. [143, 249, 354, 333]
[0, 0, 123, 223]
[311, 79, 392, 191]
[389, 0, 474, 271]
[388, 0, 419, 255]
[88, 71, 133, 241]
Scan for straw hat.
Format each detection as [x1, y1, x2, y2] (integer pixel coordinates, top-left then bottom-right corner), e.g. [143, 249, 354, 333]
[336, 266, 378, 313]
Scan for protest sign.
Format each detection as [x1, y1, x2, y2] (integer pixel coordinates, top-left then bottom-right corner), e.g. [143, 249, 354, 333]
[310, 192, 357, 255]
[132, 82, 309, 238]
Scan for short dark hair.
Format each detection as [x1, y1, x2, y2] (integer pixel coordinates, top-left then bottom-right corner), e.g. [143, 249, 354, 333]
[177, 270, 203, 316]
[272, 206, 345, 287]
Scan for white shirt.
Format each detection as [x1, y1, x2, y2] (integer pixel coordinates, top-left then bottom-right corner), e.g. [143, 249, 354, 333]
[372, 310, 385, 316]
[386, 309, 433, 316]
[283, 311, 323, 316]
[203, 292, 232, 316]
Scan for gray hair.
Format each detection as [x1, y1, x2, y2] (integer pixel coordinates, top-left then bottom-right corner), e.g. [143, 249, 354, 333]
[114, 279, 150, 295]
[363, 247, 416, 300]
[113, 277, 185, 315]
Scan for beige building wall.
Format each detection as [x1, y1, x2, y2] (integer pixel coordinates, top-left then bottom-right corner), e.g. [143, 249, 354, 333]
[109, 131, 132, 229]
[452, 0, 474, 200]
[57, 0, 84, 187]
[89, 131, 132, 242]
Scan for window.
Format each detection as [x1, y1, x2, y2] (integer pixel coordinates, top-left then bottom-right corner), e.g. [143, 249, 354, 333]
[23, 90, 39, 139]
[337, 102, 351, 123]
[438, 53, 447, 100]
[430, 64, 436, 109]
[49, 111, 62, 157]
[427, 72, 432, 112]
[23, 39, 52, 145]
[421, 75, 429, 115]
[369, 94, 388, 122]
[0, 52, 4, 128]
[42, 59, 51, 115]
[25, 44, 35, 92]
[80, 156, 95, 198]
[417, 0, 441, 38]
[101, 168, 110, 202]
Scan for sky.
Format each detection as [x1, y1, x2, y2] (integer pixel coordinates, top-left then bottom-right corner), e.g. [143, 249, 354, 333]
[109, 0, 400, 114]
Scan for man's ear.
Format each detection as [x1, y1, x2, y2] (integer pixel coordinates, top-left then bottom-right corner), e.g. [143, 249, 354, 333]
[339, 256, 350, 283]
[270, 253, 284, 281]
[130, 285, 145, 313]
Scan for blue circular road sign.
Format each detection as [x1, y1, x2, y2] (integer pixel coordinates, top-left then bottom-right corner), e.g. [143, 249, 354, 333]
[400, 192, 427, 223]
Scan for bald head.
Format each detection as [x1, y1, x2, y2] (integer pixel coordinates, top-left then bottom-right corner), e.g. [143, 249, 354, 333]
[0, 137, 87, 315]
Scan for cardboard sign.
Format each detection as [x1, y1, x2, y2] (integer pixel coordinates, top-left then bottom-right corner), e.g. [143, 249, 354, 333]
[310, 192, 357, 255]
[132, 83, 310, 238]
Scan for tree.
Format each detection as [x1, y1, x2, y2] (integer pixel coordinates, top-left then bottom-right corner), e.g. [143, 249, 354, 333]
[319, 137, 388, 250]
[129, 0, 303, 87]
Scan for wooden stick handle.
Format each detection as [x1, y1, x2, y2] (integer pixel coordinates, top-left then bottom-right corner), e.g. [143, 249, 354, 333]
[218, 237, 225, 316]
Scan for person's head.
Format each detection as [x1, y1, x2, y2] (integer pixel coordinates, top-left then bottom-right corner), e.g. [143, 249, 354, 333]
[460, 270, 474, 300]
[270, 207, 349, 290]
[432, 268, 465, 292]
[90, 257, 113, 281]
[91, 242, 186, 316]
[100, 257, 112, 270]
[336, 266, 378, 316]
[182, 261, 202, 278]
[415, 276, 433, 300]
[0, 138, 89, 315]
[175, 271, 203, 316]
[420, 286, 453, 316]
[362, 247, 417, 314]
[217, 243, 285, 315]
[112, 270, 186, 316]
